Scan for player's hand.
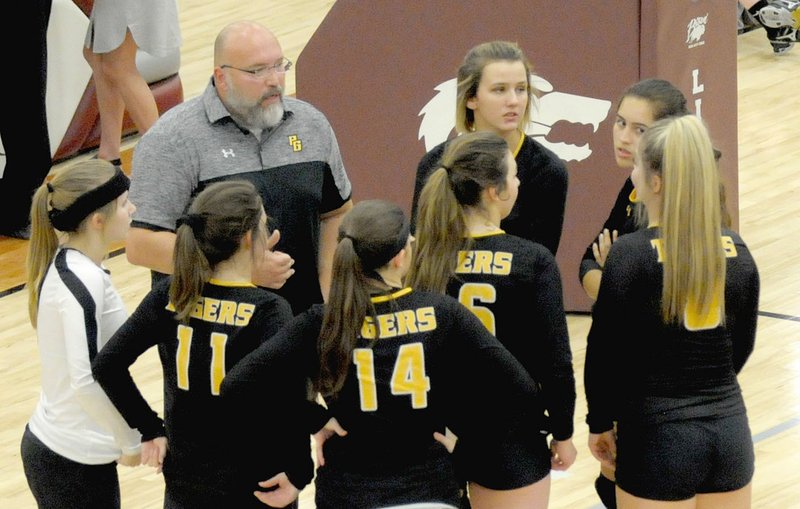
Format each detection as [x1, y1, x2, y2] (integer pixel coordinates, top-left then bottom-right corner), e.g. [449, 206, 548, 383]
[253, 229, 295, 289]
[141, 437, 167, 473]
[592, 228, 619, 268]
[588, 430, 617, 470]
[253, 472, 299, 507]
[433, 430, 457, 453]
[550, 438, 578, 471]
[313, 417, 348, 466]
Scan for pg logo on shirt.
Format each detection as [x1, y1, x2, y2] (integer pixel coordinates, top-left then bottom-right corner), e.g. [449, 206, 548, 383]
[288, 135, 302, 152]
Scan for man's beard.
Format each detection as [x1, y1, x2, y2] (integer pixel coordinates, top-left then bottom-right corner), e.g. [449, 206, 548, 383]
[225, 84, 285, 130]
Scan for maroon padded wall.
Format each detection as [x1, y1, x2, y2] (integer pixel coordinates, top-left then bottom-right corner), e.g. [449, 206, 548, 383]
[296, 0, 738, 312]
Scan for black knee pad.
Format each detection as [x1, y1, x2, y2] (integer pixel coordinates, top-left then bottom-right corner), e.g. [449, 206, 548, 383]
[594, 473, 617, 509]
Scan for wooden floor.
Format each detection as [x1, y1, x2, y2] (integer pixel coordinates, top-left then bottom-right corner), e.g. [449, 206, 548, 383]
[1, 2, 799, 508]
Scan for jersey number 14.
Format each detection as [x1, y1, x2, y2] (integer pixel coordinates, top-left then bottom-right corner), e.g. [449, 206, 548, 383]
[353, 342, 431, 411]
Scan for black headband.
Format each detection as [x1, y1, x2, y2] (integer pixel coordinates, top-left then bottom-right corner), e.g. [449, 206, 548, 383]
[48, 168, 130, 232]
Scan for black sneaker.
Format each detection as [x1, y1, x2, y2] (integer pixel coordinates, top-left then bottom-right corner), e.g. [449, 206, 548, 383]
[740, 4, 760, 34]
[766, 26, 798, 54]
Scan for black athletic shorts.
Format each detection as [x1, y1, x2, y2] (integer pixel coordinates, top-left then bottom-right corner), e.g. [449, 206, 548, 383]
[314, 444, 461, 509]
[464, 416, 552, 490]
[615, 412, 754, 500]
[164, 479, 299, 509]
[21, 425, 120, 509]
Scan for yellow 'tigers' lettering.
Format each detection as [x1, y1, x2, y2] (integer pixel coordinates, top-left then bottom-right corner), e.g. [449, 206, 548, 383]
[456, 250, 512, 275]
[166, 298, 255, 326]
[648, 236, 735, 331]
[650, 235, 738, 262]
[361, 307, 437, 339]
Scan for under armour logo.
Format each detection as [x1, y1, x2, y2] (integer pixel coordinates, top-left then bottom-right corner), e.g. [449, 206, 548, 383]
[221, 148, 236, 158]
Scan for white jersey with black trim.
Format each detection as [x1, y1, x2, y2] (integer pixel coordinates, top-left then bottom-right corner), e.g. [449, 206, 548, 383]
[28, 248, 140, 465]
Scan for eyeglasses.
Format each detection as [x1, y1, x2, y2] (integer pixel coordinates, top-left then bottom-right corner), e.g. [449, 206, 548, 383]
[219, 58, 293, 78]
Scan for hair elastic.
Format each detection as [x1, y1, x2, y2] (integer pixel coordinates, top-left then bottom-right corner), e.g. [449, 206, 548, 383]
[356, 220, 410, 271]
[175, 213, 207, 234]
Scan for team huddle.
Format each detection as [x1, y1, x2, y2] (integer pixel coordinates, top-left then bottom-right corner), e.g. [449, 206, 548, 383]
[20, 19, 759, 509]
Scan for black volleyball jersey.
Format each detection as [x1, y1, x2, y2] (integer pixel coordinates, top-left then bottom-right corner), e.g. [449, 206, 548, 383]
[92, 279, 314, 490]
[584, 227, 760, 433]
[221, 287, 538, 473]
[446, 231, 576, 440]
[579, 177, 638, 283]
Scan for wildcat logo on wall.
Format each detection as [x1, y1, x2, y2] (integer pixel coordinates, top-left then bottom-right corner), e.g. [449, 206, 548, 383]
[686, 13, 709, 48]
[417, 75, 612, 163]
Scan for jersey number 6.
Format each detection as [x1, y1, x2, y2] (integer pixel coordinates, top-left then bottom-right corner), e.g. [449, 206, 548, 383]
[458, 282, 497, 335]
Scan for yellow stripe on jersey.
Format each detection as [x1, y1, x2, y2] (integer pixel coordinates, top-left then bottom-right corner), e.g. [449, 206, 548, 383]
[207, 278, 256, 287]
[370, 287, 413, 303]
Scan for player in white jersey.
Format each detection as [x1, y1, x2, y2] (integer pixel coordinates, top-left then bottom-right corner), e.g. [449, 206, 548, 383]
[21, 160, 140, 508]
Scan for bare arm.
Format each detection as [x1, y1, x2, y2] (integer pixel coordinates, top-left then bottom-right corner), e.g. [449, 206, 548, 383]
[125, 227, 176, 275]
[318, 200, 353, 301]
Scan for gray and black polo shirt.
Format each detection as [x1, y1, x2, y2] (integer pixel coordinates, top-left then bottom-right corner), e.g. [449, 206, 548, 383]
[130, 80, 352, 313]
